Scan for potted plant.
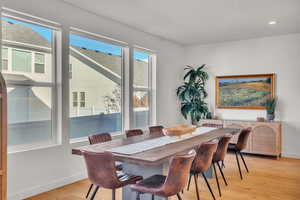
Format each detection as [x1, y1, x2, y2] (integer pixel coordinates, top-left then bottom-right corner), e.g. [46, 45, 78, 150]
[176, 64, 209, 125]
[265, 97, 277, 121]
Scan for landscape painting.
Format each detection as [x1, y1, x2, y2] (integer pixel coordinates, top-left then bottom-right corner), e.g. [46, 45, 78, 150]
[216, 74, 275, 109]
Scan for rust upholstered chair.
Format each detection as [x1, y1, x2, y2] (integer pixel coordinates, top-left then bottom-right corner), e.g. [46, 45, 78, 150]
[228, 128, 252, 180]
[187, 141, 218, 200]
[126, 129, 144, 138]
[131, 150, 196, 200]
[86, 133, 122, 198]
[212, 135, 233, 197]
[149, 125, 164, 135]
[202, 123, 224, 128]
[83, 151, 143, 200]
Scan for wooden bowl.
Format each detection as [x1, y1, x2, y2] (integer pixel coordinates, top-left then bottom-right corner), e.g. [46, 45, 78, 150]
[163, 125, 197, 137]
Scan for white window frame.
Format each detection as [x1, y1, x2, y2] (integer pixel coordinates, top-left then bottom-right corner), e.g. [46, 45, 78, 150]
[2, 10, 62, 153]
[131, 47, 157, 128]
[34, 52, 45, 73]
[1, 47, 9, 70]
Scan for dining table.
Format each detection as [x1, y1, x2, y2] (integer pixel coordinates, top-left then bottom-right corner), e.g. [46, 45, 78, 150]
[72, 127, 240, 200]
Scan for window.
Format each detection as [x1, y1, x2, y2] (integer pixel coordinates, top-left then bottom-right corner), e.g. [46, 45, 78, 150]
[132, 49, 154, 128]
[1, 16, 58, 148]
[12, 49, 32, 72]
[34, 53, 45, 73]
[80, 92, 86, 107]
[72, 92, 78, 107]
[69, 32, 123, 139]
[2, 47, 8, 70]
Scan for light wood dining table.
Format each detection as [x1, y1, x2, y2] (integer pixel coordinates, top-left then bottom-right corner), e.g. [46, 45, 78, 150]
[72, 127, 240, 200]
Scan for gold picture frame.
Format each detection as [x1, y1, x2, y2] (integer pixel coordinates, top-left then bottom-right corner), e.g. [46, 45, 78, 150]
[215, 73, 275, 110]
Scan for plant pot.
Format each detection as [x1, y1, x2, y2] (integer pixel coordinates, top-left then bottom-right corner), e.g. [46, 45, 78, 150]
[267, 113, 275, 121]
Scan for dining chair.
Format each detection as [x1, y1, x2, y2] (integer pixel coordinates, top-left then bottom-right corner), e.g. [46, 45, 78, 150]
[126, 129, 143, 138]
[228, 128, 252, 180]
[83, 151, 143, 200]
[149, 125, 164, 135]
[131, 150, 196, 200]
[212, 135, 232, 197]
[188, 141, 218, 200]
[86, 133, 122, 199]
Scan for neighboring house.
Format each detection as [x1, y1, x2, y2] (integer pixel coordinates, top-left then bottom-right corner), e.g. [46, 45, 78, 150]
[1, 20, 149, 123]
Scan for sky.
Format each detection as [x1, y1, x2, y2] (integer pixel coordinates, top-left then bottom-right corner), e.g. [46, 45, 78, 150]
[3, 17, 149, 60]
[220, 77, 269, 84]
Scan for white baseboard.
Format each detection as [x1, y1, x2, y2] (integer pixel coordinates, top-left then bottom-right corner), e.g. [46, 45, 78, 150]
[282, 153, 300, 159]
[8, 172, 87, 200]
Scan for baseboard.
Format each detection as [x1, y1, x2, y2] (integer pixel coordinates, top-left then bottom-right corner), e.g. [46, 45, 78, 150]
[282, 153, 300, 159]
[8, 172, 87, 200]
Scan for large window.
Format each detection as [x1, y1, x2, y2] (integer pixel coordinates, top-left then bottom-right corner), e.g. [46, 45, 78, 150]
[132, 50, 153, 128]
[1, 16, 57, 148]
[69, 32, 123, 139]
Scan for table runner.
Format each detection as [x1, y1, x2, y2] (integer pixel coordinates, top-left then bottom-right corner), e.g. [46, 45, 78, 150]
[108, 127, 217, 155]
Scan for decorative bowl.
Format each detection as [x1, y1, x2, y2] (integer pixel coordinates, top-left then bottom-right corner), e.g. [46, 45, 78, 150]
[163, 125, 197, 138]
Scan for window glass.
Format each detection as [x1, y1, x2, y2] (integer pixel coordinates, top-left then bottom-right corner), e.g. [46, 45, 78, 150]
[1, 48, 8, 70]
[1, 16, 55, 147]
[12, 49, 32, 72]
[69, 33, 123, 139]
[133, 50, 151, 128]
[34, 53, 45, 73]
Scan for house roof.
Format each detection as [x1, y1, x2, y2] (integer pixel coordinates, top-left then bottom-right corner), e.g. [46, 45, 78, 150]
[2, 20, 149, 88]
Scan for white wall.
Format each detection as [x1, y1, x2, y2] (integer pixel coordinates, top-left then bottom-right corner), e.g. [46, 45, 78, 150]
[3, 0, 184, 199]
[185, 33, 300, 159]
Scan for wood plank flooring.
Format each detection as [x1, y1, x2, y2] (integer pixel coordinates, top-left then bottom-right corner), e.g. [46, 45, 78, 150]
[26, 154, 300, 200]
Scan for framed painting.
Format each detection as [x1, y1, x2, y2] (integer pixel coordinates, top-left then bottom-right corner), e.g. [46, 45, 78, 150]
[215, 73, 275, 109]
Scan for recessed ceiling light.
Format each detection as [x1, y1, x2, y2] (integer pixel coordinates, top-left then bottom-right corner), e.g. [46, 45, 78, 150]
[268, 21, 277, 25]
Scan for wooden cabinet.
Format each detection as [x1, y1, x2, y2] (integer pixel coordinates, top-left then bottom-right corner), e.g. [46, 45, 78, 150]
[200, 119, 282, 158]
[0, 73, 7, 200]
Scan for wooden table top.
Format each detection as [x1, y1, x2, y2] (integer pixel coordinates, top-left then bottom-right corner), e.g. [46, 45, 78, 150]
[72, 128, 240, 166]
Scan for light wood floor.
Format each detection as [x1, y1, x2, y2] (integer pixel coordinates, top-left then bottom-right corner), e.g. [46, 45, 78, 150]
[26, 154, 300, 200]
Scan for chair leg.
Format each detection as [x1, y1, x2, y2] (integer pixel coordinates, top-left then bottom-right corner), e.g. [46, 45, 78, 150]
[176, 193, 183, 200]
[112, 189, 116, 200]
[90, 186, 99, 200]
[194, 174, 200, 200]
[212, 162, 221, 197]
[216, 161, 228, 186]
[235, 151, 243, 180]
[222, 160, 225, 168]
[86, 184, 93, 199]
[136, 192, 141, 200]
[202, 172, 216, 200]
[187, 173, 192, 191]
[239, 152, 249, 173]
[152, 194, 155, 200]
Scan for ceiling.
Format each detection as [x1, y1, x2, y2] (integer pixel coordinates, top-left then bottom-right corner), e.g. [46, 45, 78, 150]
[62, 0, 300, 45]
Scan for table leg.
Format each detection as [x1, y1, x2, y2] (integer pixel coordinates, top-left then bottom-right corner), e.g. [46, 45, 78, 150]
[122, 162, 169, 200]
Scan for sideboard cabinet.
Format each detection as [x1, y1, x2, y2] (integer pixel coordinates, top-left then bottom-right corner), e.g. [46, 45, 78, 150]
[200, 119, 282, 158]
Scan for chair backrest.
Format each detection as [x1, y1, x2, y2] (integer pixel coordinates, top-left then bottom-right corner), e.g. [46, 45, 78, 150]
[213, 135, 232, 162]
[88, 133, 112, 145]
[236, 128, 252, 151]
[149, 125, 164, 135]
[126, 129, 143, 138]
[191, 141, 218, 173]
[202, 123, 224, 128]
[162, 150, 196, 196]
[82, 151, 121, 189]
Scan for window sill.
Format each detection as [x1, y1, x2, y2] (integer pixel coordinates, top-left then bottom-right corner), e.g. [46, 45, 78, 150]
[8, 142, 62, 154]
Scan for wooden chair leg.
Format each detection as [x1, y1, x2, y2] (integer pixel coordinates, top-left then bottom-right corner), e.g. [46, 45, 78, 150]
[187, 173, 192, 191]
[90, 186, 99, 200]
[86, 184, 93, 199]
[216, 161, 228, 186]
[213, 162, 221, 197]
[194, 174, 200, 200]
[222, 160, 225, 168]
[177, 193, 183, 200]
[235, 151, 243, 180]
[239, 152, 249, 173]
[202, 172, 216, 200]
